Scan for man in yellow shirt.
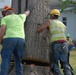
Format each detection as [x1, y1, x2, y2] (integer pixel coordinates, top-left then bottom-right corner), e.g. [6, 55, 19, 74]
[37, 9, 73, 75]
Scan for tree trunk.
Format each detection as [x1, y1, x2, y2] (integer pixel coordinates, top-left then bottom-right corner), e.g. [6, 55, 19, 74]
[12, 0, 18, 14]
[24, 0, 50, 64]
[10, 0, 52, 75]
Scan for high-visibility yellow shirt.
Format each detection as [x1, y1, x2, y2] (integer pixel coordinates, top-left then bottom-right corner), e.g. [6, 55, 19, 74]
[49, 19, 66, 43]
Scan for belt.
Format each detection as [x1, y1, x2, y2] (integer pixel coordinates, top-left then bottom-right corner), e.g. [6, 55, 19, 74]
[51, 41, 66, 45]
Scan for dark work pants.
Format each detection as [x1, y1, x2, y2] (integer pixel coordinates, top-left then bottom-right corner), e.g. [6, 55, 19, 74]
[49, 41, 73, 75]
[0, 38, 25, 75]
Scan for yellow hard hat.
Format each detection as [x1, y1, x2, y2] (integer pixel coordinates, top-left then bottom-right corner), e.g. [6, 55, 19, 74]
[50, 9, 60, 16]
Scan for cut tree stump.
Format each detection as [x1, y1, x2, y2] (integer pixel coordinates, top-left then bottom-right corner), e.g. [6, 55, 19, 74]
[9, 64, 52, 75]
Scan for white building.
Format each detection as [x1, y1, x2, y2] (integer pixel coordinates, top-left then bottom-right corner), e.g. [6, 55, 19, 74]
[0, 0, 12, 17]
[59, 10, 76, 40]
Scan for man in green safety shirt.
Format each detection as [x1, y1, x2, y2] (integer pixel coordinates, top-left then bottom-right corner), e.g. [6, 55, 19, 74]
[0, 4, 34, 75]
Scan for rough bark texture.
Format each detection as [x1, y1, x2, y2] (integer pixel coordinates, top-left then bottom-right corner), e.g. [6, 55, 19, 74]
[10, 0, 52, 75]
[12, 0, 18, 14]
[24, 0, 50, 63]
[9, 64, 51, 75]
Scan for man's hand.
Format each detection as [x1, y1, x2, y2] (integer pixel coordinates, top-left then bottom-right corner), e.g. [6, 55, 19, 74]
[27, 3, 35, 12]
[37, 20, 50, 32]
[24, 10, 30, 17]
[24, 3, 35, 17]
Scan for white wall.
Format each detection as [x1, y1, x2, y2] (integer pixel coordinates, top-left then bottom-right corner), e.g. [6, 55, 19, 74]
[0, 0, 12, 9]
[0, 11, 2, 18]
[59, 11, 76, 40]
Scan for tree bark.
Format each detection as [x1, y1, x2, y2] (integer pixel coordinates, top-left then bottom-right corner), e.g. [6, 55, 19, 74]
[12, 0, 18, 14]
[9, 64, 51, 75]
[23, 0, 50, 63]
[10, 0, 52, 75]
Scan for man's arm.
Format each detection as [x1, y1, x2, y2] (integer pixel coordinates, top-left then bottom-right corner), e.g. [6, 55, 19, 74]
[0, 25, 6, 43]
[37, 20, 50, 32]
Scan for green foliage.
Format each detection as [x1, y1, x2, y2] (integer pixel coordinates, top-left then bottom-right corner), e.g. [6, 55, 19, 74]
[58, 0, 76, 12]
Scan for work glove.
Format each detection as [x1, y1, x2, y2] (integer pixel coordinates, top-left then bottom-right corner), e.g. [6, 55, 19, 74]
[27, 4, 35, 12]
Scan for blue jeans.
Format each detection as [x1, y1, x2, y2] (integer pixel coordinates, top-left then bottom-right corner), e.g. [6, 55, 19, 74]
[49, 42, 73, 75]
[68, 44, 74, 51]
[0, 38, 25, 75]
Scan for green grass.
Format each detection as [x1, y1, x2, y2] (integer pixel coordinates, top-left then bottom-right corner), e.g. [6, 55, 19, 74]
[70, 49, 76, 75]
[0, 48, 76, 74]
[60, 49, 76, 75]
[59, 48, 76, 75]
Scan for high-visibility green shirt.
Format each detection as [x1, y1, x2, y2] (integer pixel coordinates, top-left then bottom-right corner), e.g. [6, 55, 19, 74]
[1, 14, 26, 39]
[49, 19, 66, 43]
